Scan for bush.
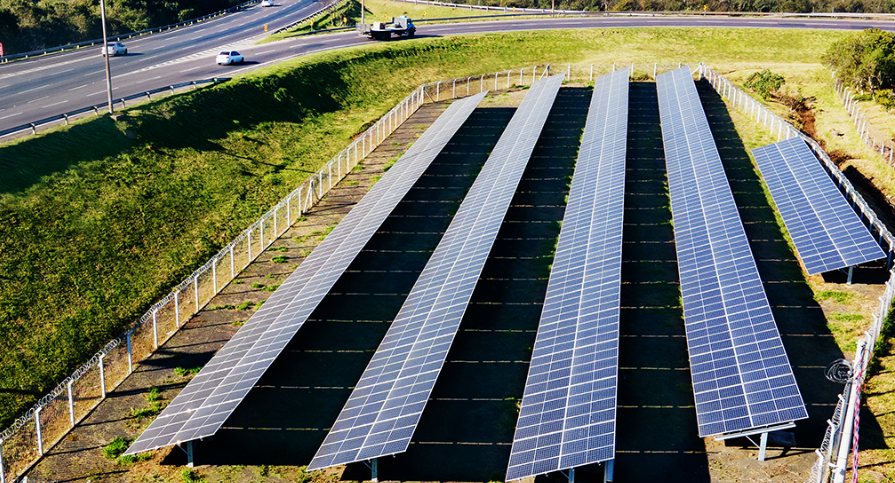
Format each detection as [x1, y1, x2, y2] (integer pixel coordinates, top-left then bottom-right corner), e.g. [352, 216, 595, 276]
[744, 69, 785, 99]
[103, 437, 130, 459]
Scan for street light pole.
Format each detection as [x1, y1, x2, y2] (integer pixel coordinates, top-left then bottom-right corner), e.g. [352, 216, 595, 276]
[99, 0, 114, 114]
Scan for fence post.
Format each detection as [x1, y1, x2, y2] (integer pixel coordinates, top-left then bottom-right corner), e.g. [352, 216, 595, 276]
[175, 291, 181, 327]
[193, 276, 199, 311]
[533, 65, 536, 84]
[67, 380, 75, 426]
[212, 259, 218, 294]
[480, 75, 484, 94]
[654, 63, 657, 79]
[520, 68, 523, 86]
[99, 354, 106, 398]
[127, 331, 133, 374]
[260, 220, 265, 253]
[152, 309, 159, 349]
[0, 440, 5, 483]
[35, 408, 43, 455]
[591, 64, 594, 81]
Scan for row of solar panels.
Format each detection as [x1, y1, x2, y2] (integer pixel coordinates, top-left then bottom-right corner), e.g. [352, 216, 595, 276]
[126, 67, 884, 481]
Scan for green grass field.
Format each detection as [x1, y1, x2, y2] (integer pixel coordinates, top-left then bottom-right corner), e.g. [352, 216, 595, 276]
[0, 28, 850, 427]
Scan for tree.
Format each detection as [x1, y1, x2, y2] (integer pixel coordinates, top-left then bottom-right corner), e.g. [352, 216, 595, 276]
[823, 28, 895, 92]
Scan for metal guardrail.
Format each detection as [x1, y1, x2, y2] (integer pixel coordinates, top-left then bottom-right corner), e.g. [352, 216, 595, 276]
[0, 78, 228, 141]
[272, 0, 349, 34]
[0, 0, 261, 63]
[393, 0, 895, 19]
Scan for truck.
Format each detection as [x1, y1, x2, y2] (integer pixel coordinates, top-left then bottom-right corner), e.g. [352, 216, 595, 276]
[356, 15, 416, 40]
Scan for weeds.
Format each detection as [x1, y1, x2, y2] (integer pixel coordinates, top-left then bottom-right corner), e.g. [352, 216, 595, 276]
[251, 282, 265, 289]
[271, 255, 289, 263]
[816, 290, 855, 304]
[232, 320, 246, 327]
[237, 301, 254, 310]
[263, 284, 280, 292]
[211, 304, 236, 310]
[174, 367, 201, 377]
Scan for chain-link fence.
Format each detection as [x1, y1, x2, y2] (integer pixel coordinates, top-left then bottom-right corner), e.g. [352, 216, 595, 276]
[702, 66, 895, 483]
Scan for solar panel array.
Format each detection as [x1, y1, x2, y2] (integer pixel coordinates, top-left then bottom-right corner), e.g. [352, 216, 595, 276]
[752, 137, 884, 274]
[307, 74, 566, 471]
[506, 69, 629, 481]
[125, 92, 489, 456]
[656, 67, 807, 438]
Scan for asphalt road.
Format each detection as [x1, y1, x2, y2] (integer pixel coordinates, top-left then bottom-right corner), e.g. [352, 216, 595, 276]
[2, 14, 895, 133]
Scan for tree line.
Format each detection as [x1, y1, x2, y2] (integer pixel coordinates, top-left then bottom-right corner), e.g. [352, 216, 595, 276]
[0, 0, 242, 55]
[452, 0, 893, 13]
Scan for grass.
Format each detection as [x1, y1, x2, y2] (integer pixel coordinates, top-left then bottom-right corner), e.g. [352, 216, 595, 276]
[815, 290, 855, 304]
[0, 27, 852, 427]
[173, 366, 201, 377]
[271, 255, 289, 263]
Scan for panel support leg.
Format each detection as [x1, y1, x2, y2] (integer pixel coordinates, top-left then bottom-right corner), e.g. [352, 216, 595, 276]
[758, 432, 769, 461]
[847, 265, 855, 285]
[186, 441, 194, 468]
[569, 468, 575, 483]
[371, 458, 378, 483]
[604, 459, 615, 482]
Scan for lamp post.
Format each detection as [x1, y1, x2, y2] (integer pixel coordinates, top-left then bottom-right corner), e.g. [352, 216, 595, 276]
[99, 0, 114, 114]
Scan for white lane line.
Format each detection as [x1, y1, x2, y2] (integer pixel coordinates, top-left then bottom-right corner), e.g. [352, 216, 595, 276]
[256, 50, 275, 55]
[18, 84, 50, 94]
[57, 68, 75, 73]
[0, 84, 10, 89]
[69, 84, 90, 91]
[139, 75, 163, 83]
[0, 112, 23, 120]
[87, 91, 105, 96]
[26, 96, 49, 104]
[180, 66, 204, 72]
[45, 100, 69, 108]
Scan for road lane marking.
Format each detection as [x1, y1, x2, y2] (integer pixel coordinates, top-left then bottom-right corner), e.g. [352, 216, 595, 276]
[69, 84, 89, 91]
[87, 91, 105, 96]
[45, 100, 69, 108]
[26, 96, 49, 104]
[18, 84, 50, 94]
[0, 112, 22, 120]
[180, 66, 204, 72]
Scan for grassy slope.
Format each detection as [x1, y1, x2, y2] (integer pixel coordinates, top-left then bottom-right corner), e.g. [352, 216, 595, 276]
[0, 28, 847, 427]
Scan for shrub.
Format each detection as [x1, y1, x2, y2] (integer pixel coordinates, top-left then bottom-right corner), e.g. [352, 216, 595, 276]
[744, 69, 785, 99]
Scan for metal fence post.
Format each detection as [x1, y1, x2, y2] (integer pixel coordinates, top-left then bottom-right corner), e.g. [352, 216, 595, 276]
[127, 331, 133, 374]
[212, 259, 218, 294]
[480, 75, 484, 94]
[152, 309, 159, 349]
[533, 65, 536, 84]
[520, 68, 523, 86]
[175, 291, 181, 327]
[590, 64, 594, 81]
[273, 207, 279, 238]
[67, 380, 75, 426]
[99, 354, 106, 399]
[35, 408, 43, 455]
[193, 276, 199, 311]
[260, 218, 265, 251]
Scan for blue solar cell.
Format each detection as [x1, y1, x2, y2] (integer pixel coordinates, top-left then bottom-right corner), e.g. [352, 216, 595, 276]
[506, 68, 629, 481]
[751, 137, 884, 274]
[125, 92, 489, 456]
[308, 75, 567, 472]
[656, 66, 808, 438]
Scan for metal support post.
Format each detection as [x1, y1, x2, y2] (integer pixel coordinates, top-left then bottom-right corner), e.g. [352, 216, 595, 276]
[604, 458, 615, 482]
[186, 441, 195, 467]
[758, 432, 769, 461]
[567, 63, 571, 79]
[230, 244, 235, 278]
[371, 458, 379, 483]
[569, 467, 575, 483]
[273, 206, 278, 237]
[452, 79, 456, 98]
[507, 70, 511, 89]
[212, 259, 217, 294]
[495, 72, 498, 90]
[590, 64, 594, 81]
[533, 66, 536, 84]
[520, 68, 523, 86]
[35, 408, 43, 455]
[67, 380, 75, 426]
[99, 354, 106, 398]
[480, 75, 483, 94]
[630, 63, 633, 78]
[152, 309, 159, 348]
[654, 63, 657, 79]
[847, 265, 855, 285]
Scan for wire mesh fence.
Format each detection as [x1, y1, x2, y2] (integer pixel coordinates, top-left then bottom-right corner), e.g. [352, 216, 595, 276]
[832, 79, 895, 166]
[7, 62, 880, 483]
[702, 66, 895, 483]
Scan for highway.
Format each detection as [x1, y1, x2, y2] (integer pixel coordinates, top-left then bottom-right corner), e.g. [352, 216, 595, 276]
[2, 11, 895, 133]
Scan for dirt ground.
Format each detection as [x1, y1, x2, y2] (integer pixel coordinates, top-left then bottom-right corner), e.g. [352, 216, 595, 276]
[19, 83, 892, 483]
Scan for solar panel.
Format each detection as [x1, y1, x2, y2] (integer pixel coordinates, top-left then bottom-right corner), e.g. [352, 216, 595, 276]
[751, 137, 884, 274]
[506, 69, 628, 481]
[656, 67, 807, 438]
[307, 74, 567, 471]
[125, 91, 489, 456]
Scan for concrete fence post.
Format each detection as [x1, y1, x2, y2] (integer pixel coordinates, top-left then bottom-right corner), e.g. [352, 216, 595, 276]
[193, 276, 199, 312]
[212, 258, 218, 294]
[126, 331, 133, 374]
[175, 291, 181, 327]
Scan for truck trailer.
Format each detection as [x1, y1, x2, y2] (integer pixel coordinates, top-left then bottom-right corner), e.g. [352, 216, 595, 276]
[356, 15, 416, 40]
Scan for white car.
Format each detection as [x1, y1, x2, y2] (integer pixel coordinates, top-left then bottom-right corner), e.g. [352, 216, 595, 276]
[103, 42, 127, 56]
[216, 51, 244, 65]
[260, 0, 273, 6]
